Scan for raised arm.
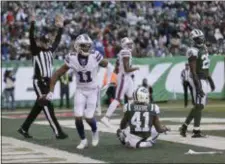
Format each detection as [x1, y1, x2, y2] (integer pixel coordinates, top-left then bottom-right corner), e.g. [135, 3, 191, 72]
[51, 15, 64, 52]
[29, 12, 38, 53]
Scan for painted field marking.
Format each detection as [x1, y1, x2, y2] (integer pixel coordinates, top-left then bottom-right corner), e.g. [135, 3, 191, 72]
[2, 136, 106, 163]
[35, 118, 225, 150]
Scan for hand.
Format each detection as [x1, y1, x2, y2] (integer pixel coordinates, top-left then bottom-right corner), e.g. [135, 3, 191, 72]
[196, 88, 205, 98]
[162, 125, 171, 134]
[46, 92, 54, 101]
[55, 14, 64, 27]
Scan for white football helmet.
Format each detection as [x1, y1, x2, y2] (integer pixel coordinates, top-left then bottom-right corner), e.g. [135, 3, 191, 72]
[74, 34, 93, 56]
[190, 29, 205, 46]
[121, 37, 134, 50]
[133, 87, 149, 104]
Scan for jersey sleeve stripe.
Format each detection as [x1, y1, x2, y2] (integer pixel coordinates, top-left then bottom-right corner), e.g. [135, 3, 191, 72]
[96, 55, 103, 62]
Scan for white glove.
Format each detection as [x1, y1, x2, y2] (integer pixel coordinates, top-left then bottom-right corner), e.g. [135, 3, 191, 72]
[46, 92, 53, 101]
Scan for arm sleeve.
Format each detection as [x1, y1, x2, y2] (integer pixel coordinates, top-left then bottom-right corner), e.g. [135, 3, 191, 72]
[95, 51, 104, 64]
[51, 28, 63, 52]
[120, 111, 129, 130]
[29, 21, 38, 55]
[181, 70, 184, 82]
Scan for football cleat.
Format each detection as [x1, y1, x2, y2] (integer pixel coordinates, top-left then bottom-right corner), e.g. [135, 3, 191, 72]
[92, 131, 99, 147]
[77, 139, 88, 149]
[18, 128, 33, 138]
[192, 130, 206, 138]
[56, 132, 68, 139]
[101, 116, 112, 128]
[179, 124, 187, 137]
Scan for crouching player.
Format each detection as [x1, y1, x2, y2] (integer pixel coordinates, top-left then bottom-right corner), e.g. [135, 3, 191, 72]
[116, 87, 170, 148]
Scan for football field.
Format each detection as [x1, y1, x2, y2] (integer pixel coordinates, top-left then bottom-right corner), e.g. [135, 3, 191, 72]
[2, 101, 225, 163]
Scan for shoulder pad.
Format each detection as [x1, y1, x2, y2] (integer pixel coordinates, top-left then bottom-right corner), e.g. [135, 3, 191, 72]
[64, 53, 76, 68]
[65, 54, 71, 64]
[186, 47, 198, 58]
[120, 49, 131, 57]
[123, 103, 131, 112]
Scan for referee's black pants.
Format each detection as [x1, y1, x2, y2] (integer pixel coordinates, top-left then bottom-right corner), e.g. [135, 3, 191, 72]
[21, 78, 64, 136]
[183, 81, 194, 107]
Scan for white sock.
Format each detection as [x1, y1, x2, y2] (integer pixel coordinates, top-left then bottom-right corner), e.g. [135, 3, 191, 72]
[105, 100, 120, 118]
[97, 97, 101, 112]
[151, 127, 159, 144]
[139, 141, 153, 148]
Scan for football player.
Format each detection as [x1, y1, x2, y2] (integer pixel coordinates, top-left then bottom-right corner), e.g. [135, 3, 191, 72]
[43, 34, 112, 149]
[101, 37, 139, 127]
[179, 29, 215, 138]
[116, 87, 170, 148]
[95, 62, 114, 116]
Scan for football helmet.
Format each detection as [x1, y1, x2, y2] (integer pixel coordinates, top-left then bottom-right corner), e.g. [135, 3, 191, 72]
[121, 37, 134, 50]
[74, 34, 93, 56]
[190, 29, 205, 47]
[133, 87, 149, 104]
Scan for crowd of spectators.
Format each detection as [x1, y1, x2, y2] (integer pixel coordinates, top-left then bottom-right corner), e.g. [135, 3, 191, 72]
[1, 1, 225, 60]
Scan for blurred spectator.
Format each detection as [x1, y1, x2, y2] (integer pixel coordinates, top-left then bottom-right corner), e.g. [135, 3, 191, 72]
[3, 69, 16, 111]
[1, 1, 225, 60]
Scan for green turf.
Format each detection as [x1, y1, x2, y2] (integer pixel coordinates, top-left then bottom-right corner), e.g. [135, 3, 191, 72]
[2, 117, 225, 163]
[2, 101, 225, 163]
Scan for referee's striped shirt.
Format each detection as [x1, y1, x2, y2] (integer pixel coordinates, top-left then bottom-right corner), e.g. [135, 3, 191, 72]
[29, 21, 63, 79]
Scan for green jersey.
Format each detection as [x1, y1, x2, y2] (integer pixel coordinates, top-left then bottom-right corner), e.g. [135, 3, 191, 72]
[187, 45, 210, 79]
[124, 102, 160, 139]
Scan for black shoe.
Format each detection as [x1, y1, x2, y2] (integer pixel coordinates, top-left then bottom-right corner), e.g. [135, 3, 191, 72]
[18, 128, 33, 138]
[179, 124, 187, 137]
[56, 132, 68, 139]
[192, 130, 206, 138]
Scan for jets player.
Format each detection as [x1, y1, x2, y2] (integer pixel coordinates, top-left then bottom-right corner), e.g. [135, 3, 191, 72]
[43, 34, 111, 149]
[179, 29, 215, 138]
[116, 87, 170, 148]
[101, 37, 139, 127]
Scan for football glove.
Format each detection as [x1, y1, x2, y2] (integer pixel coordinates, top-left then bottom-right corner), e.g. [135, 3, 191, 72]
[196, 87, 205, 98]
[46, 92, 54, 101]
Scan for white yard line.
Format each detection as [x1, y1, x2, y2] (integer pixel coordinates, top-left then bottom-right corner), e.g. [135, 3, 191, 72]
[2, 136, 106, 163]
[35, 118, 225, 151]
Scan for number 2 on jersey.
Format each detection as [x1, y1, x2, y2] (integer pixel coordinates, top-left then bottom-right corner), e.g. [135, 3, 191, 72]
[201, 54, 210, 69]
[78, 71, 92, 83]
[131, 112, 149, 132]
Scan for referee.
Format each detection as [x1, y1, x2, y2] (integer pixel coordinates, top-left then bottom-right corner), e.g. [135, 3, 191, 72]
[18, 12, 68, 139]
[181, 63, 194, 108]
